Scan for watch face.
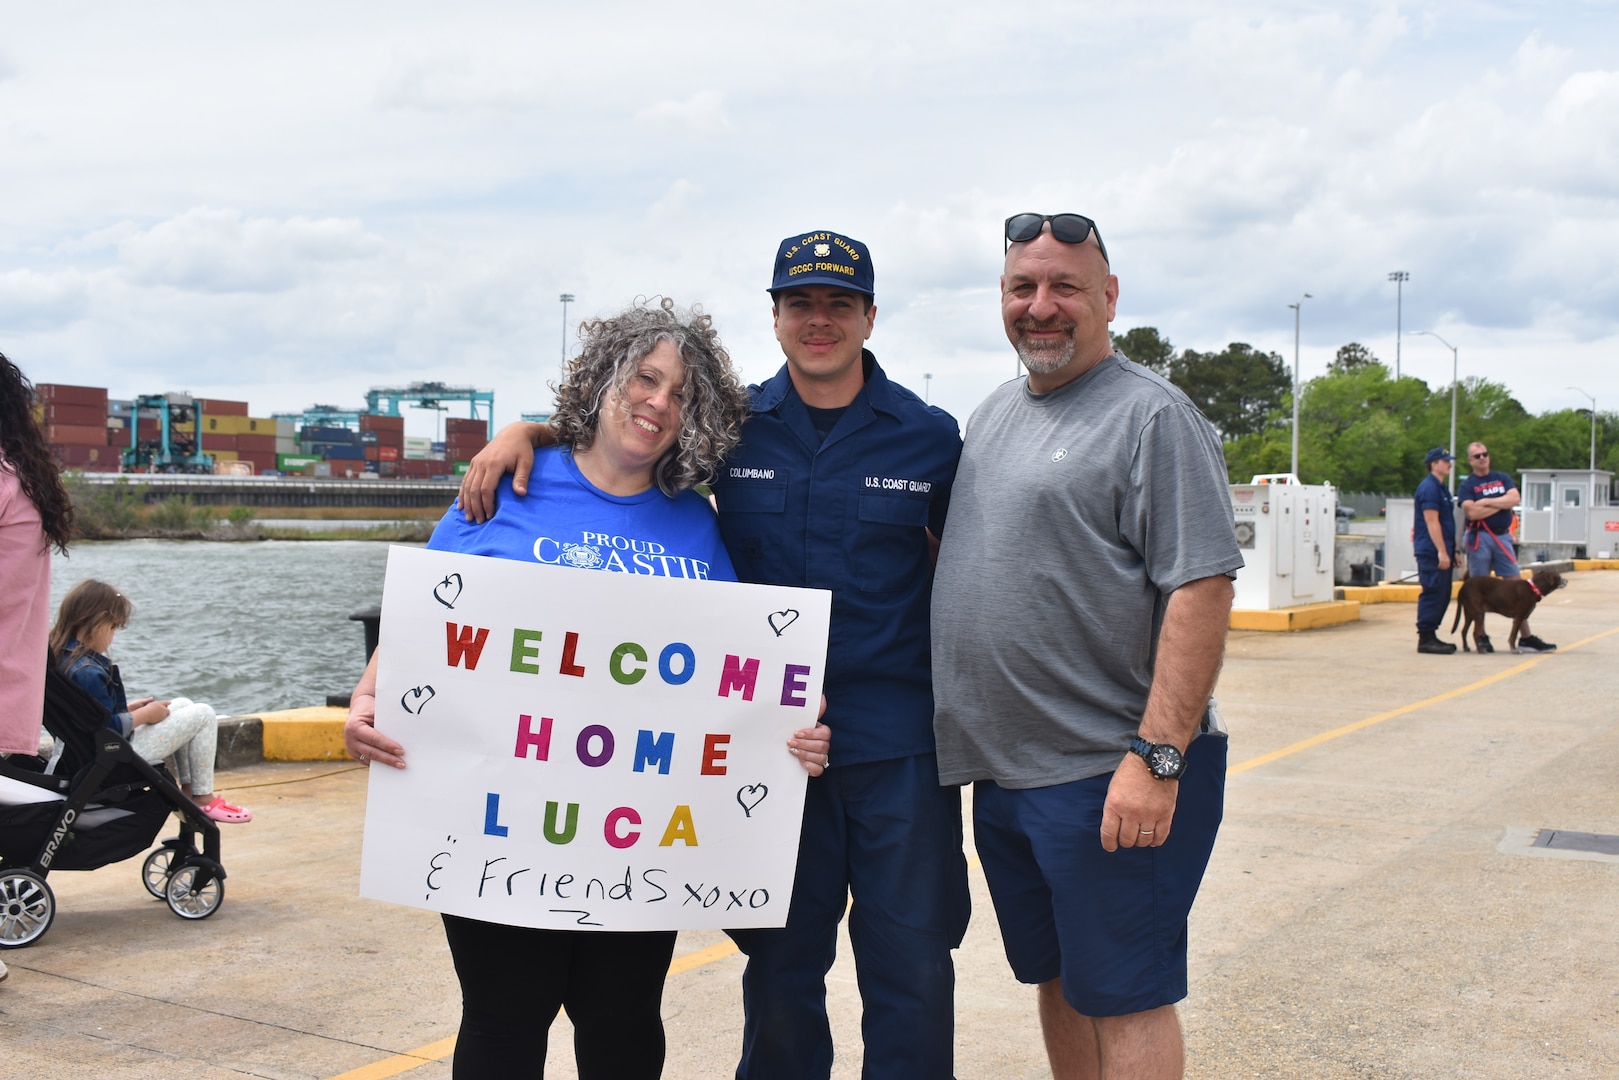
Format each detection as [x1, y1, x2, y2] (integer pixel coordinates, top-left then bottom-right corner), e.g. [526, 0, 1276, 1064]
[1149, 744, 1184, 779]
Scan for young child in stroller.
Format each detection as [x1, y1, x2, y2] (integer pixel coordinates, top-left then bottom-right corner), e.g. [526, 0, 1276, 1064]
[49, 580, 251, 824]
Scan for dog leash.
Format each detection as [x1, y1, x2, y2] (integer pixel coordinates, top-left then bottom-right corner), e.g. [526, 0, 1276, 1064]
[1467, 520, 1517, 559]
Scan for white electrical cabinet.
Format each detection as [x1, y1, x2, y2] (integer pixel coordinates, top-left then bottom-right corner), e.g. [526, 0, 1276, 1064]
[1229, 476, 1338, 609]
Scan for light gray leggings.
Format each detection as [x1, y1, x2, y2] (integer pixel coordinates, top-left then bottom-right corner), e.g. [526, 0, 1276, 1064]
[130, 697, 218, 798]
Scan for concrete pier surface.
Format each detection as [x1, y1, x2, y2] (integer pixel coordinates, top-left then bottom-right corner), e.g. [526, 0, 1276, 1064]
[3, 572, 1616, 1079]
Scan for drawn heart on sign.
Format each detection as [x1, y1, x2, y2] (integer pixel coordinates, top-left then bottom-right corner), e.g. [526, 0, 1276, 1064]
[433, 573, 463, 609]
[400, 685, 436, 715]
[767, 610, 799, 637]
[736, 783, 769, 817]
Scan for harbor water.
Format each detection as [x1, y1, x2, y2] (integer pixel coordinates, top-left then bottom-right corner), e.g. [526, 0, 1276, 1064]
[48, 539, 416, 716]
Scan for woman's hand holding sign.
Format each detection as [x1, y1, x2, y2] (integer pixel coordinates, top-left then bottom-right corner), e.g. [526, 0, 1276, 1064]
[345, 652, 406, 769]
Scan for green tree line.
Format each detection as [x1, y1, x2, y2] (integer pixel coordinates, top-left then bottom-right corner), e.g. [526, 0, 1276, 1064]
[1114, 328, 1618, 492]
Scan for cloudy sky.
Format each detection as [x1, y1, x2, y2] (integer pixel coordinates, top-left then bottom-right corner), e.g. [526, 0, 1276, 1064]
[3, 1, 1615, 438]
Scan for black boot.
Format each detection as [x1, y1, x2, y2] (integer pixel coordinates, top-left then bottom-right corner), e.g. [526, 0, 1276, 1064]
[1476, 633, 1494, 653]
[1418, 630, 1458, 654]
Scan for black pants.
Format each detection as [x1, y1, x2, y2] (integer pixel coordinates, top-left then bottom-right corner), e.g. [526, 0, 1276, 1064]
[441, 914, 676, 1079]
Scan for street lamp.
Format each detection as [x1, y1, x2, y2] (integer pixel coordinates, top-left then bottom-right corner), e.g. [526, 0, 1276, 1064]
[1288, 293, 1312, 479]
[559, 293, 576, 366]
[1568, 385, 1597, 510]
[924, 373, 932, 404]
[1388, 271, 1409, 379]
[1412, 330, 1459, 494]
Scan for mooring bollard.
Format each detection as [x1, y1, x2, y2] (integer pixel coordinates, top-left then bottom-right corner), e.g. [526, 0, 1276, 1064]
[328, 605, 382, 708]
[350, 605, 381, 662]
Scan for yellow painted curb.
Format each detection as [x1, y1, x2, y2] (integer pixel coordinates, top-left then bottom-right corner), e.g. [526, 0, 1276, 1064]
[1230, 600, 1361, 632]
[1572, 559, 1619, 571]
[257, 706, 350, 761]
[1338, 580, 1465, 604]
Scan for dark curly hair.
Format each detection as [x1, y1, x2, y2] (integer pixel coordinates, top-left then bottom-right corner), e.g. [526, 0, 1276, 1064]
[1, 352, 74, 554]
[550, 297, 749, 495]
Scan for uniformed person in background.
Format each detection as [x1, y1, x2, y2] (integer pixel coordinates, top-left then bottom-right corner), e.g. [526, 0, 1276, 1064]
[1414, 446, 1460, 654]
[460, 232, 970, 1080]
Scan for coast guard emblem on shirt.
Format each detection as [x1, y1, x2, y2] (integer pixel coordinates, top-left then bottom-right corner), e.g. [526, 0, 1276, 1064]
[1052, 448, 1069, 462]
[814, 243, 831, 256]
[558, 543, 605, 569]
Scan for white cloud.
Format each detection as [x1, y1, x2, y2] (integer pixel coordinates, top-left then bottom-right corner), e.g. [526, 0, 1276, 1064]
[0, 268, 90, 332]
[1, 2, 1616, 430]
[374, 49, 550, 113]
[648, 179, 700, 222]
[635, 91, 735, 138]
[118, 208, 386, 293]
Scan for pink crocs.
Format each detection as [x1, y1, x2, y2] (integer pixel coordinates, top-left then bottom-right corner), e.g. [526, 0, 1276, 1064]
[199, 795, 252, 823]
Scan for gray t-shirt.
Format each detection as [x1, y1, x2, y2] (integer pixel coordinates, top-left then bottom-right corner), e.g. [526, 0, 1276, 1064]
[931, 352, 1243, 788]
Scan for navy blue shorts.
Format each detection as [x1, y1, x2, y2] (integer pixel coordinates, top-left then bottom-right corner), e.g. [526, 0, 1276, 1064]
[973, 733, 1226, 1017]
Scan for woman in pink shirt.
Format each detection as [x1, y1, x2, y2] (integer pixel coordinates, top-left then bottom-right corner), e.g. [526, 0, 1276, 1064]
[0, 353, 74, 987]
[0, 353, 73, 758]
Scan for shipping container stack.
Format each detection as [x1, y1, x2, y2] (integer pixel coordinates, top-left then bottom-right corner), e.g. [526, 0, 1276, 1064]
[274, 419, 298, 469]
[105, 398, 133, 456]
[195, 400, 278, 475]
[36, 383, 119, 471]
[302, 424, 364, 478]
[445, 418, 488, 477]
[359, 413, 405, 478]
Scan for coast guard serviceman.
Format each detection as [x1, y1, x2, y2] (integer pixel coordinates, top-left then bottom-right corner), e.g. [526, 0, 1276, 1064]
[1414, 446, 1459, 654]
[458, 231, 969, 1080]
[712, 232, 968, 1080]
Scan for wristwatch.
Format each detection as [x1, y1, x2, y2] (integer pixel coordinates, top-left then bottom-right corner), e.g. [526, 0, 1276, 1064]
[1129, 736, 1186, 781]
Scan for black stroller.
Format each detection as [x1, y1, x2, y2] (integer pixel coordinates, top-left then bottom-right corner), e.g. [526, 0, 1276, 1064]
[0, 661, 226, 948]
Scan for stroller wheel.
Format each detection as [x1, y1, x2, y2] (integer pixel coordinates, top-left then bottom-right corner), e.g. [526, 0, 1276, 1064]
[166, 862, 225, 920]
[0, 869, 56, 949]
[142, 847, 177, 899]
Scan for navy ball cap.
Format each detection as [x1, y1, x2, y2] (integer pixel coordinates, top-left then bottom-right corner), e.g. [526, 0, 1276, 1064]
[768, 230, 874, 296]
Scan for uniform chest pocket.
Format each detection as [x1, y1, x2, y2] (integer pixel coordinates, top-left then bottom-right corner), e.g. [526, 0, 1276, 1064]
[715, 481, 788, 582]
[850, 493, 931, 593]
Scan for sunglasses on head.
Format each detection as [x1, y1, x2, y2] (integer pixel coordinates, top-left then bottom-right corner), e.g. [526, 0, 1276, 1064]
[1004, 213, 1109, 263]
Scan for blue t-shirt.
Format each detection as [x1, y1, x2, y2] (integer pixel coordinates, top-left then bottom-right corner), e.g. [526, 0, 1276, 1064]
[1413, 473, 1455, 557]
[429, 447, 736, 583]
[1456, 470, 1516, 535]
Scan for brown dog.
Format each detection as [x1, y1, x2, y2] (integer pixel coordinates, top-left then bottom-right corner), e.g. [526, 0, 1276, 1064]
[1449, 569, 1564, 653]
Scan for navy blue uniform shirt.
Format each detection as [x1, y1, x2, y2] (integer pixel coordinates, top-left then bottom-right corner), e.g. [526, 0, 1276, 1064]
[1413, 473, 1455, 557]
[711, 351, 962, 766]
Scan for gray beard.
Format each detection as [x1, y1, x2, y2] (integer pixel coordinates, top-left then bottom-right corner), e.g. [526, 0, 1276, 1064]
[1015, 334, 1076, 374]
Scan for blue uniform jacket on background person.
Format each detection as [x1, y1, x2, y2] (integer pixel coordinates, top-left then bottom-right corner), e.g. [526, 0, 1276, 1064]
[1413, 474, 1456, 557]
[710, 351, 961, 767]
[58, 642, 135, 737]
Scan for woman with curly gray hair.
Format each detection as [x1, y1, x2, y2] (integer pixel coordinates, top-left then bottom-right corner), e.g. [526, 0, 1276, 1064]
[344, 296, 829, 1080]
[551, 295, 748, 496]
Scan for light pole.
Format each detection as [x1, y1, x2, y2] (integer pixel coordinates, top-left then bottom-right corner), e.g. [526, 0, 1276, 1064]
[924, 373, 932, 404]
[559, 293, 575, 366]
[1288, 293, 1312, 479]
[1388, 271, 1409, 379]
[1568, 385, 1597, 510]
[1413, 330, 1459, 494]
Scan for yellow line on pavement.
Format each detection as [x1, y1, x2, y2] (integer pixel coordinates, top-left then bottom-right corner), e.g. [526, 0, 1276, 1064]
[328, 1036, 457, 1080]
[1229, 624, 1619, 775]
[668, 938, 742, 975]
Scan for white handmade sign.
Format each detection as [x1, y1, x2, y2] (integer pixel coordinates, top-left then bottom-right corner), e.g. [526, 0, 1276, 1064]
[360, 545, 831, 931]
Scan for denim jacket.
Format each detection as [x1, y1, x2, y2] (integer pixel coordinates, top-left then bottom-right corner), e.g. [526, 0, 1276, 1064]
[58, 641, 135, 738]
